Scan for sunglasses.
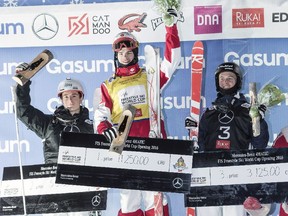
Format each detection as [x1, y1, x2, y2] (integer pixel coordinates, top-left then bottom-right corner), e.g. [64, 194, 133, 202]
[113, 40, 138, 52]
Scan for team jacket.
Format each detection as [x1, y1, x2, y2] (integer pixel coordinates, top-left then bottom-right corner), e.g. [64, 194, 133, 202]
[16, 80, 94, 164]
[94, 24, 181, 137]
[198, 92, 269, 151]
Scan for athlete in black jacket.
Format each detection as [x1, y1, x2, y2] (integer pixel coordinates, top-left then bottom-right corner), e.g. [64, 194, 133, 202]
[198, 62, 269, 152]
[196, 62, 270, 216]
[15, 75, 98, 216]
[16, 77, 94, 164]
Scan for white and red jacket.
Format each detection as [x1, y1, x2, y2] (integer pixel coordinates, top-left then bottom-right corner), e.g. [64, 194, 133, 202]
[94, 24, 181, 137]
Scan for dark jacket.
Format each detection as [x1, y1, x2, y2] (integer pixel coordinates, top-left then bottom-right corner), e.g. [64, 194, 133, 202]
[16, 80, 94, 164]
[198, 92, 269, 152]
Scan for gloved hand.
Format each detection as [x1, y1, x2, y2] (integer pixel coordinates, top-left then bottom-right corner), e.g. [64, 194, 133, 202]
[243, 196, 262, 210]
[185, 116, 198, 129]
[184, 117, 199, 151]
[16, 62, 30, 74]
[167, 8, 178, 17]
[162, 8, 179, 27]
[258, 104, 267, 119]
[103, 127, 118, 143]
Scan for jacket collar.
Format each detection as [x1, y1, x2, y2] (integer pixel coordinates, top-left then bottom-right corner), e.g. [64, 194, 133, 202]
[115, 63, 140, 77]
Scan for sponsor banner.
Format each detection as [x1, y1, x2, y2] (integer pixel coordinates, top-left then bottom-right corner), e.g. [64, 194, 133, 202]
[0, 2, 176, 47]
[0, 164, 107, 215]
[56, 132, 192, 193]
[185, 148, 288, 207]
[2, 0, 288, 48]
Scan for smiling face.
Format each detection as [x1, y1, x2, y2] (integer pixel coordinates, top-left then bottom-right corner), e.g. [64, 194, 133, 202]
[218, 71, 237, 90]
[60, 90, 83, 115]
[117, 47, 135, 65]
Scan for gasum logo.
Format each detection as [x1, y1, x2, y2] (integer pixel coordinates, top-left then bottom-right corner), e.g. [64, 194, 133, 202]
[32, 13, 59, 40]
[0, 140, 30, 153]
[0, 22, 24, 35]
[224, 51, 288, 66]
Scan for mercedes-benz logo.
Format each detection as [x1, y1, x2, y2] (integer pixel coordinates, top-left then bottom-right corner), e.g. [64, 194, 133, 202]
[172, 177, 184, 189]
[32, 13, 59, 40]
[218, 110, 234, 124]
[91, 195, 101, 207]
